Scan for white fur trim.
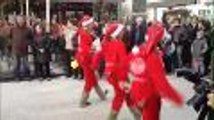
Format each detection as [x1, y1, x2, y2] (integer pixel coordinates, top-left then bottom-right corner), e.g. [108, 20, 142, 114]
[82, 18, 94, 27]
[111, 24, 124, 38]
[132, 46, 140, 55]
[145, 34, 148, 42]
[102, 24, 108, 34]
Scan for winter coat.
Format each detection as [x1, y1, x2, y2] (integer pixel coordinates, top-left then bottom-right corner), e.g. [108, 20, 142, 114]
[75, 28, 94, 67]
[11, 26, 32, 56]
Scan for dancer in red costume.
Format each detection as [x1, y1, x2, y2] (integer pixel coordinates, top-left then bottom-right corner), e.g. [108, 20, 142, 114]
[93, 23, 141, 120]
[75, 15, 106, 107]
[126, 22, 183, 120]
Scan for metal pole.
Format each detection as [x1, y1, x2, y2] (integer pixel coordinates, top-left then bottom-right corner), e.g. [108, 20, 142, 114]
[26, 0, 29, 26]
[207, 3, 214, 120]
[211, 1, 214, 83]
[20, 0, 24, 15]
[117, 1, 122, 20]
[0, 3, 4, 17]
[46, 0, 51, 33]
[26, 0, 29, 17]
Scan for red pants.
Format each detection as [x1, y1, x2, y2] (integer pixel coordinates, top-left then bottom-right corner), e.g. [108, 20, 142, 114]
[91, 51, 103, 70]
[82, 65, 98, 93]
[107, 74, 134, 112]
[76, 53, 98, 93]
[131, 81, 161, 120]
[142, 96, 161, 120]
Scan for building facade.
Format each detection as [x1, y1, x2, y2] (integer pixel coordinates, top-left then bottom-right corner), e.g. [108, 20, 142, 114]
[0, 0, 123, 20]
[120, 0, 197, 21]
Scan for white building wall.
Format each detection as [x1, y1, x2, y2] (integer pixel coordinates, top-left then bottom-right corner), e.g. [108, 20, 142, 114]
[146, 0, 195, 22]
[120, 0, 213, 22]
[197, 0, 213, 4]
[146, 7, 156, 21]
[121, 0, 133, 16]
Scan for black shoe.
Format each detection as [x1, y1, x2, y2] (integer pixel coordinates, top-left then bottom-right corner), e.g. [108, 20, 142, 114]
[73, 75, 79, 79]
[66, 74, 72, 78]
[80, 102, 91, 108]
[79, 76, 84, 80]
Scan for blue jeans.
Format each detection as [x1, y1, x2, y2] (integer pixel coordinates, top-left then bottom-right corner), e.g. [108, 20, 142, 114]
[14, 55, 30, 78]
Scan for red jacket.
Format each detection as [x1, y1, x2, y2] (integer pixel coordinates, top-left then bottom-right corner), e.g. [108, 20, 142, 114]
[103, 40, 126, 75]
[106, 40, 128, 85]
[76, 28, 94, 66]
[77, 28, 94, 55]
[128, 46, 182, 105]
[93, 38, 127, 83]
[127, 22, 183, 106]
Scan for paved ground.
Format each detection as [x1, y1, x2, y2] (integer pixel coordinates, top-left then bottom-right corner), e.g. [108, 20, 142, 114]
[0, 56, 65, 81]
[0, 75, 198, 120]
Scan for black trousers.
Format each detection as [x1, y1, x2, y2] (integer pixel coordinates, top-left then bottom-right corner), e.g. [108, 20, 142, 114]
[33, 52, 51, 78]
[34, 61, 50, 78]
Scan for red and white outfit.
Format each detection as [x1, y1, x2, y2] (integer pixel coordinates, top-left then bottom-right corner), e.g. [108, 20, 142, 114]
[127, 22, 183, 120]
[94, 23, 134, 112]
[75, 16, 97, 93]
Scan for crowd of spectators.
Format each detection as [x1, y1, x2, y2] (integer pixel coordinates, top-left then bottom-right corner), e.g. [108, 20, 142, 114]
[0, 14, 213, 80]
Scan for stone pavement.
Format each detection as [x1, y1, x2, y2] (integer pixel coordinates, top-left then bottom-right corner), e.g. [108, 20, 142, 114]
[0, 55, 65, 81]
[0, 76, 198, 120]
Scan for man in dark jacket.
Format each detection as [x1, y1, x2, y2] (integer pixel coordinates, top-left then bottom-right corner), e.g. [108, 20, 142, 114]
[11, 16, 32, 79]
[169, 18, 193, 68]
[181, 23, 194, 68]
[130, 17, 147, 48]
[169, 18, 182, 68]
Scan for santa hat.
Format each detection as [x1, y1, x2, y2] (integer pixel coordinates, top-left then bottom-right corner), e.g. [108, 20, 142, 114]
[145, 21, 164, 55]
[105, 23, 124, 38]
[80, 15, 94, 27]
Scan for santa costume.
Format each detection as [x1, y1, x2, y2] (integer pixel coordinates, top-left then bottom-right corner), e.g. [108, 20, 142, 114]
[75, 15, 106, 107]
[127, 22, 183, 120]
[93, 23, 141, 120]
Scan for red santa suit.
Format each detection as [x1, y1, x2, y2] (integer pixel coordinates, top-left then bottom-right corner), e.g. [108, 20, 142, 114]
[95, 23, 134, 112]
[75, 16, 97, 93]
[127, 22, 183, 120]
